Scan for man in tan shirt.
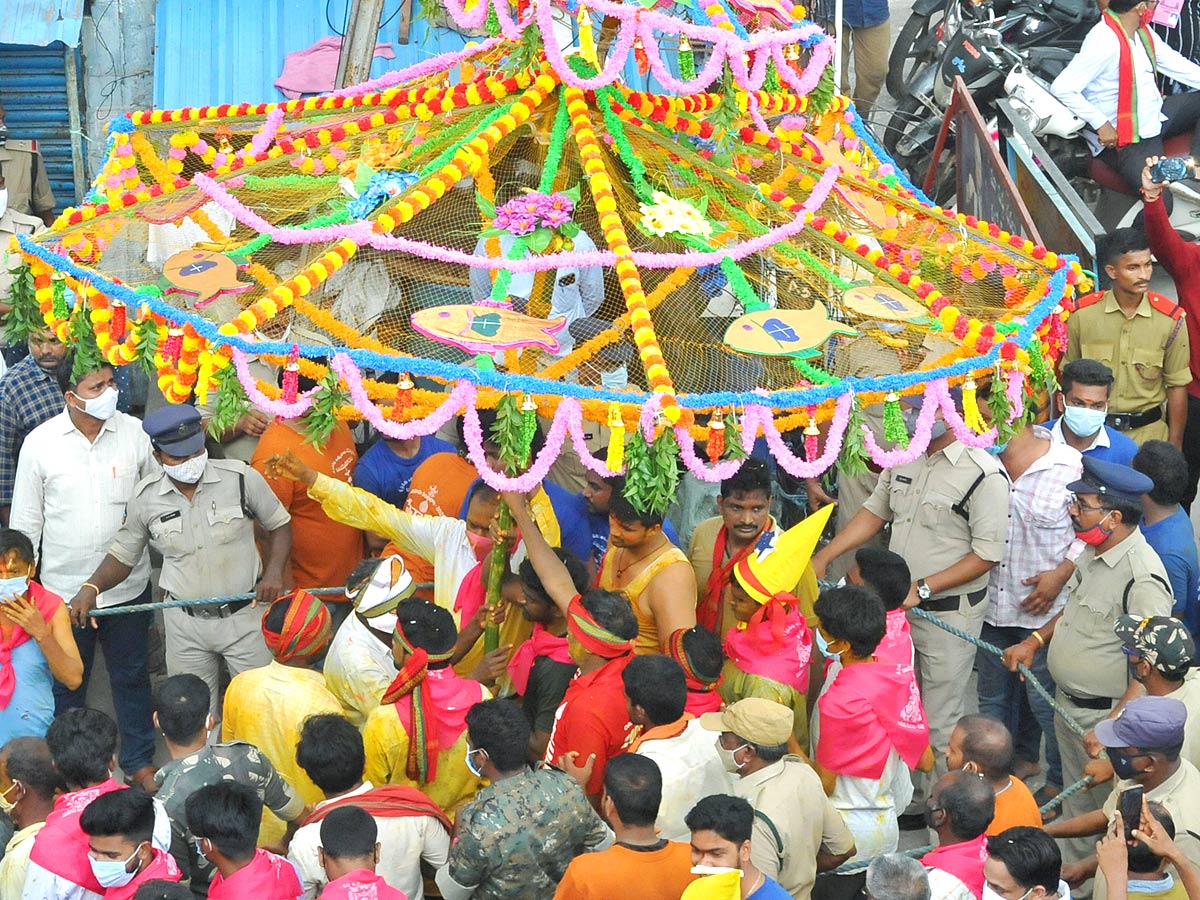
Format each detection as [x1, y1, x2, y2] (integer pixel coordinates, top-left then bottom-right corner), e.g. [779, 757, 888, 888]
[700, 699, 856, 899]
[813, 390, 1010, 814]
[1062, 228, 1191, 447]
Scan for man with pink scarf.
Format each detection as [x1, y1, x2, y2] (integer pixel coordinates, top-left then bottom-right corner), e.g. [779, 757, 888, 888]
[718, 505, 834, 752]
[811, 586, 934, 900]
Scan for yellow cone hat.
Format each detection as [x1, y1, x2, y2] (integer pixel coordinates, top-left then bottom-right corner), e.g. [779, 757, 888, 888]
[733, 503, 835, 604]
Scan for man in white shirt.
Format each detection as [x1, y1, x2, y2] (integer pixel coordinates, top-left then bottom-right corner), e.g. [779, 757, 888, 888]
[9, 363, 158, 791]
[1051, 0, 1200, 208]
[290, 714, 451, 900]
[324, 555, 414, 727]
[621, 654, 732, 841]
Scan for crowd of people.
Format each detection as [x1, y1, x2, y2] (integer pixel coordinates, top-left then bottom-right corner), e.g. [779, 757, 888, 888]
[0, 122, 1199, 900]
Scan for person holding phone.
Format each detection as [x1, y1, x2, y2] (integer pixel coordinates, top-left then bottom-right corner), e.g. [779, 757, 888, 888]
[1141, 157, 1200, 510]
[1046, 696, 1200, 899]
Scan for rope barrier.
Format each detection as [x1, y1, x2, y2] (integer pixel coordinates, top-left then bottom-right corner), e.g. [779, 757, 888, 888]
[908, 607, 1089, 739]
[87, 583, 436, 617]
[822, 773, 1095, 877]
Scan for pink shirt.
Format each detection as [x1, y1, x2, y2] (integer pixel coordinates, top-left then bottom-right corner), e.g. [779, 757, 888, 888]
[922, 834, 988, 900]
[208, 849, 302, 900]
[321, 869, 408, 899]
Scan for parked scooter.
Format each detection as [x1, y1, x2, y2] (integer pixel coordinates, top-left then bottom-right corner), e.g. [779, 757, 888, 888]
[882, 0, 1093, 203]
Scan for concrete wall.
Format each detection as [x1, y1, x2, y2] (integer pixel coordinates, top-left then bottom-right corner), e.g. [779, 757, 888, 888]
[79, 0, 156, 179]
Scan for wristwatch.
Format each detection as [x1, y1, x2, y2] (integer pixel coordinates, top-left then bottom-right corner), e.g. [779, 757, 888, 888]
[916, 579, 932, 602]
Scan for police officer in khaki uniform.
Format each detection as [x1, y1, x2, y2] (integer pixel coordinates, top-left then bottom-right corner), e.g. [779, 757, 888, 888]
[1062, 228, 1191, 447]
[812, 387, 1011, 812]
[72, 405, 293, 720]
[0, 101, 55, 227]
[1005, 456, 1173, 870]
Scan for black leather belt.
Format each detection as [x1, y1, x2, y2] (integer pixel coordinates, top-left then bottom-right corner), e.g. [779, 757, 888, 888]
[921, 588, 988, 612]
[1106, 408, 1162, 432]
[1062, 691, 1115, 710]
[181, 599, 252, 619]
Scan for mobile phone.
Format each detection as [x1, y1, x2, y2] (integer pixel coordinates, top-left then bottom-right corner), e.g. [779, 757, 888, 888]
[1150, 156, 1193, 184]
[1119, 786, 1144, 842]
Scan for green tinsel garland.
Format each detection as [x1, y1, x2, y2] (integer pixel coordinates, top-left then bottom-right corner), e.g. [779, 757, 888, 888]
[485, 0, 500, 36]
[764, 59, 782, 92]
[680, 42, 696, 80]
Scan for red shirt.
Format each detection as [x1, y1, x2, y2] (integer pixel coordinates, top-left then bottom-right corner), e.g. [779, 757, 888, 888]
[208, 849, 303, 900]
[922, 834, 988, 900]
[1144, 194, 1200, 398]
[321, 869, 409, 899]
[544, 654, 634, 795]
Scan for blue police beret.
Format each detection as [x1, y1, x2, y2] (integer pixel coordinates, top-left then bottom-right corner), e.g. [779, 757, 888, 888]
[1066, 455, 1153, 506]
[142, 404, 205, 456]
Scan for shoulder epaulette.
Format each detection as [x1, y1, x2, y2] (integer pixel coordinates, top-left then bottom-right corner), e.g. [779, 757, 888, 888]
[3, 139, 37, 154]
[1147, 291, 1184, 320]
[1074, 290, 1105, 311]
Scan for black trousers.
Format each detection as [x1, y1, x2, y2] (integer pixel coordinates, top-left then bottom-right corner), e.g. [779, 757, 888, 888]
[1183, 393, 1200, 512]
[1098, 91, 1200, 213]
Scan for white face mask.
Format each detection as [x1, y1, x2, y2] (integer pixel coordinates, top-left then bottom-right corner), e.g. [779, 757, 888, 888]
[0, 780, 21, 814]
[72, 386, 119, 421]
[162, 450, 208, 484]
[983, 885, 1034, 900]
[715, 738, 750, 774]
[0, 188, 8, 219]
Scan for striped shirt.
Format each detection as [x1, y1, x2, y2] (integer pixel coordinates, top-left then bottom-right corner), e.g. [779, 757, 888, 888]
[0, 355, 64, 505]
[986, 429, 1083, 629]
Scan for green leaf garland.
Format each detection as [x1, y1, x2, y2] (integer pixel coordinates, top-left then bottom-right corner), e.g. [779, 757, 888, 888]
[303, 366, 350, 450]
[3, 261, 40, 347]
[838, 398, 869, 477]
[206, 363, 252, 439]
[623, 425, 680, 517]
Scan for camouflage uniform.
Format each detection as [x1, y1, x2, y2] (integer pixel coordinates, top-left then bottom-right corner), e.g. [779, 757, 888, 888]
[155, 741, 306, 896]
[444, 764, 612, 900]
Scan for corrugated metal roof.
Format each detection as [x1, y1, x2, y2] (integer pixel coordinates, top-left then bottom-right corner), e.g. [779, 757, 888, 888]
[0, 0, 85, 48]
[0, 43, 80, 210]
[154, 0, 474, 109]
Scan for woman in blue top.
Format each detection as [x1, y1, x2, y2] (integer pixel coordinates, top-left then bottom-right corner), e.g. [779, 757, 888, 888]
[0, 529, 83, 743]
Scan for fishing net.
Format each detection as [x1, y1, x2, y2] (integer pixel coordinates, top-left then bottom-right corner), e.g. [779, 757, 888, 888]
[10, 0, 1087, 498]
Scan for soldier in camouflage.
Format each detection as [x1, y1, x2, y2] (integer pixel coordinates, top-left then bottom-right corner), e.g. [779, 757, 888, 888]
[152, 675, 308, 895]
[435, 700, 612, 900]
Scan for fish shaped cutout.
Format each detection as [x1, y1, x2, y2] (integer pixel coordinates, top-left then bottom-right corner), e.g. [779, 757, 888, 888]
[841, 285, 930, 323]
[411, 303, 567, 354]
[724, 303, 857, 358]
[801, 135, 896, 231]
[162, 249, 252, 308]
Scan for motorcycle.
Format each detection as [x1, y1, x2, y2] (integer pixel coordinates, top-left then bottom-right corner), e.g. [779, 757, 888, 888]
[881, 0, 1093, 203]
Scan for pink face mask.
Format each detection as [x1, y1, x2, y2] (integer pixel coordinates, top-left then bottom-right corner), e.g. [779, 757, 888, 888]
[466, 530, 494, 561]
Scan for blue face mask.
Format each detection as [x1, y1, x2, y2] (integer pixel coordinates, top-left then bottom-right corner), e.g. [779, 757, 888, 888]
[599, 366, 628, 391]
[1063, 405, 1107, 438]
[89, 845, 141, 889]
[814, 629, 842, 660]
[985, 440, 1009, 456]
[0, 576, 28, 603]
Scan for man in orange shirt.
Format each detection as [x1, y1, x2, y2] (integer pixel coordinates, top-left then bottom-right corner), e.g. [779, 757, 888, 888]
[947, 715, 1043, 835]
[553, 753, 696, 900]
[251, 372, 362, 625]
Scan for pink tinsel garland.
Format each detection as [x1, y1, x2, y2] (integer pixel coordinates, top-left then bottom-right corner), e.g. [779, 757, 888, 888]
[190, 164, 839, 273]
[250, 108, 285, 156]
[461, 396, 575, 492]
[331, 353, 476, 439]
[232, 349, 318, 417]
